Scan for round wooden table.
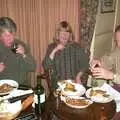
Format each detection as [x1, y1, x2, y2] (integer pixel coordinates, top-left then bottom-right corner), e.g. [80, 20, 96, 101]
[44, 94, 116, 120]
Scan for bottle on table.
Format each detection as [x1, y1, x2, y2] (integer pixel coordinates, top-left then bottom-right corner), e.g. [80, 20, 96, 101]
[34, 75, 46, 119]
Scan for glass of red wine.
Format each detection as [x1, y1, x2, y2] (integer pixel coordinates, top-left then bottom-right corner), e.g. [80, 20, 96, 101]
[11, 43, 18, 53]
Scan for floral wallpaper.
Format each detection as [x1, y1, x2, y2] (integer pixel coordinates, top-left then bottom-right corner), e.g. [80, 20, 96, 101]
[80, 0, 99, 56]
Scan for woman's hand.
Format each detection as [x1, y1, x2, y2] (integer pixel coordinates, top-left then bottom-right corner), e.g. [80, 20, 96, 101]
[75, 75, 82, 84]
[0, 63, 5, 72]
[49, 44, 65, 60]
[91, 66, 113, 80]
[55, 44, 65, 52]
[75, 72, 83, 84]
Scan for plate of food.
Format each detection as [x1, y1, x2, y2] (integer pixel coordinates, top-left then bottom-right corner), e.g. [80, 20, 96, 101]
[0, 79, 19, 96]
[57, 80, 86, 96]
[64, 96, 93, 109]
[86, 87, 113, 103]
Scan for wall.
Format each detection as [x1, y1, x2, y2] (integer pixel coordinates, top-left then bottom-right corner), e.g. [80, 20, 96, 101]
[91, 0, 116, 58]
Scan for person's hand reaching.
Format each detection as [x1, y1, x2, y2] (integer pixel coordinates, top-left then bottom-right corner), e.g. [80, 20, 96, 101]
[75, 72, 83, 84]
[75, 75, 82, 84]
[91, 66, 113, 80]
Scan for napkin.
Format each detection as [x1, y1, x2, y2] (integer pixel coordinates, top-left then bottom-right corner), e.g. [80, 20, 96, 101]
[101, 83, 120, 112]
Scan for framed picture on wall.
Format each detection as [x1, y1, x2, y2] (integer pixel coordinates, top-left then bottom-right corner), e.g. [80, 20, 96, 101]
[101, 0, 116, 13]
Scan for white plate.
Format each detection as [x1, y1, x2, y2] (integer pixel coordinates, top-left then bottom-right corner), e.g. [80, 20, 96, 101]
[0, 79, 19, 95]
[59, 81, 86, 96]
[64, 96, 93, 109]
[86, 87, 113, 103]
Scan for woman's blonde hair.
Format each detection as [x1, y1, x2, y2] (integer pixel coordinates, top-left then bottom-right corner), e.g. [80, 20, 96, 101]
[54, 21, 74, 44]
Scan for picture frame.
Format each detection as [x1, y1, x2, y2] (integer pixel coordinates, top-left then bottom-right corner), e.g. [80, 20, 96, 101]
[101, 0, 116, 13]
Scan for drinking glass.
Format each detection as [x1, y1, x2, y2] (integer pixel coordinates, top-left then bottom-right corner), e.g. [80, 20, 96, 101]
[11, 43, 18, 53]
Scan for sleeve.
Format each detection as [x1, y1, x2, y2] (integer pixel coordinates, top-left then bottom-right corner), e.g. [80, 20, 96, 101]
[78, 47, 89, 72]
[101, 50, 120, 84]
[101, 51, 115, 69]
[112, 73, 120, 84]
[0, 42, 8, 62]
[42, 44, 55, 71]
[17, 40, 36, 72]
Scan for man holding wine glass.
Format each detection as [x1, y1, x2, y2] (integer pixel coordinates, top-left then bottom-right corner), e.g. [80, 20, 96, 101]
[0, 17, 36, 85]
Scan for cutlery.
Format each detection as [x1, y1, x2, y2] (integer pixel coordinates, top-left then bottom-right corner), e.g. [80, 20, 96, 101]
[8, 92, 34, 103]
[0, 89, 34, 103]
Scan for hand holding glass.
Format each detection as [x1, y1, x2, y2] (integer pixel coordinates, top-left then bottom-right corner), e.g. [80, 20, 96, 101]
[11, 43, 18, 53]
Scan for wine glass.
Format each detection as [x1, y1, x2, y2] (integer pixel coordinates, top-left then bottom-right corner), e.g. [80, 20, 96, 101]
[11, 43, 18, 53]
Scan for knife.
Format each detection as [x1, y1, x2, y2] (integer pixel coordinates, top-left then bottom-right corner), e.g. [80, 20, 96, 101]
[8, 92, 34, 103]
[0, 89, 34, 103]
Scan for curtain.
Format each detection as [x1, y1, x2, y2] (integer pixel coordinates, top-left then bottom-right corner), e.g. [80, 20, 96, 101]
[79, 0, 99, 56]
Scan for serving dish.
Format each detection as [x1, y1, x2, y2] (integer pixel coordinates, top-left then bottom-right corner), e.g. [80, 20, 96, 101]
[64, 96, 93, 109]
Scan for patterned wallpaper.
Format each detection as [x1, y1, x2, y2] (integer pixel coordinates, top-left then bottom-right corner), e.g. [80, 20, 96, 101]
[80, 0, 99, 56]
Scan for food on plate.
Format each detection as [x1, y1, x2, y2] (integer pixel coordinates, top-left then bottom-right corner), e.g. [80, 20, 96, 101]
[58, 80, 86, 96]
[89, 89, 106, 97]
[86, 88, 113, 103]
[66, 98, 89, 106]
[0, 83, 13, 93]
[64, 82, 76, 92]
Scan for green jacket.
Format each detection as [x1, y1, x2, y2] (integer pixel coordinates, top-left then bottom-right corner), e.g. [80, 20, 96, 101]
[43, 42, 89, 89]
[0, 37, 36, 85]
